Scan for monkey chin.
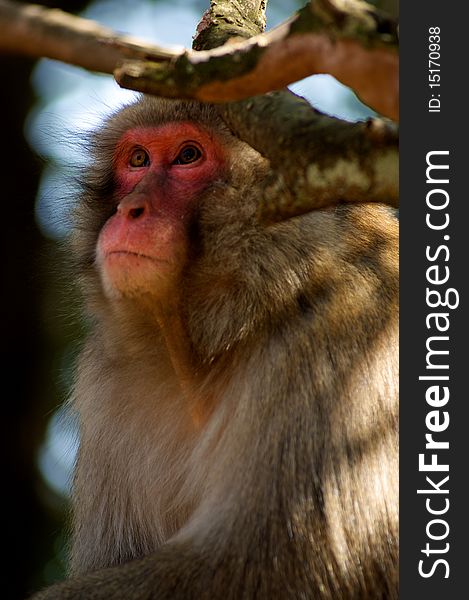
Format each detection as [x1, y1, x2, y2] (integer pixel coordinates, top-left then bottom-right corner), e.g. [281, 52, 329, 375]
[97, 250, 179, 306]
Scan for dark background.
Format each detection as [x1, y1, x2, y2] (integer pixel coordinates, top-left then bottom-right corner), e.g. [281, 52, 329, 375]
[1, 4, 91, 597]
[400, 2, 468, 597]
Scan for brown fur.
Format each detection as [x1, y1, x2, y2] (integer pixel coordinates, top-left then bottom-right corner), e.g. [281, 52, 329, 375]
[33, 97, 398, 599]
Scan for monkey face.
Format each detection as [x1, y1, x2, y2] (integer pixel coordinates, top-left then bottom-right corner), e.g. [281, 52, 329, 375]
[95, 121, 227, 303]
[76, 98, 267, 328]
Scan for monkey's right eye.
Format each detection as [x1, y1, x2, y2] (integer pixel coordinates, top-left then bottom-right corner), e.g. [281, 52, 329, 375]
[129, 148, 150, 168]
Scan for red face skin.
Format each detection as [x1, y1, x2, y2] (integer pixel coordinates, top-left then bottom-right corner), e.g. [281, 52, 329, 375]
[97, 122, 226, 303]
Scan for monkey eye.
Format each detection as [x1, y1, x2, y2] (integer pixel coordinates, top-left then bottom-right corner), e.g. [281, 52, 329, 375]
[129, 148, 150, 168]
[173, 144, 202, 165]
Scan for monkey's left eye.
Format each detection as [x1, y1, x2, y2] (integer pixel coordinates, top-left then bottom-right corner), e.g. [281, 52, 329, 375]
[173, 145, 202, 165]
[129, 148, 150, 168]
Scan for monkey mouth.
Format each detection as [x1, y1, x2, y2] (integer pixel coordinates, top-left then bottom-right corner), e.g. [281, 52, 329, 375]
[105, 250, 167, 264]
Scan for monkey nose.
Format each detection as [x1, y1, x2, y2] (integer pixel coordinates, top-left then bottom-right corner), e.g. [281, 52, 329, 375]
[117, 196, 148, 220]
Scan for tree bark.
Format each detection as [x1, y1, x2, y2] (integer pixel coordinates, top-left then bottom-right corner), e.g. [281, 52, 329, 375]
[0, 0, 398, 120]
[192, 0, 399, 220]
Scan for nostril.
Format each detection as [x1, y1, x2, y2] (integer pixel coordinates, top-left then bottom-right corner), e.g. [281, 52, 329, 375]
[129, 206, 145, 219]
[117, 196, 148, 219]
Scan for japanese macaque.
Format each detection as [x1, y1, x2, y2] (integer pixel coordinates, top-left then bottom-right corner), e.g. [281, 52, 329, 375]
[33, 97, 398, 599]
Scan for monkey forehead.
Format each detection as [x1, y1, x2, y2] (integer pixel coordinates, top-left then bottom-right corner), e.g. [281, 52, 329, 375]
[87, 97, 267, 181]
[100, 98, 232, 144]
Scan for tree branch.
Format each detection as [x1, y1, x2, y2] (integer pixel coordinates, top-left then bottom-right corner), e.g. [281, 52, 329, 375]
[117, 0, 398, 120]
[191, 1, 398, 221]
[220, 93, 398, 224]
[0, 0, 398, 120]
[0, 0, 180, 74]
[192, 0, 267, 51]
